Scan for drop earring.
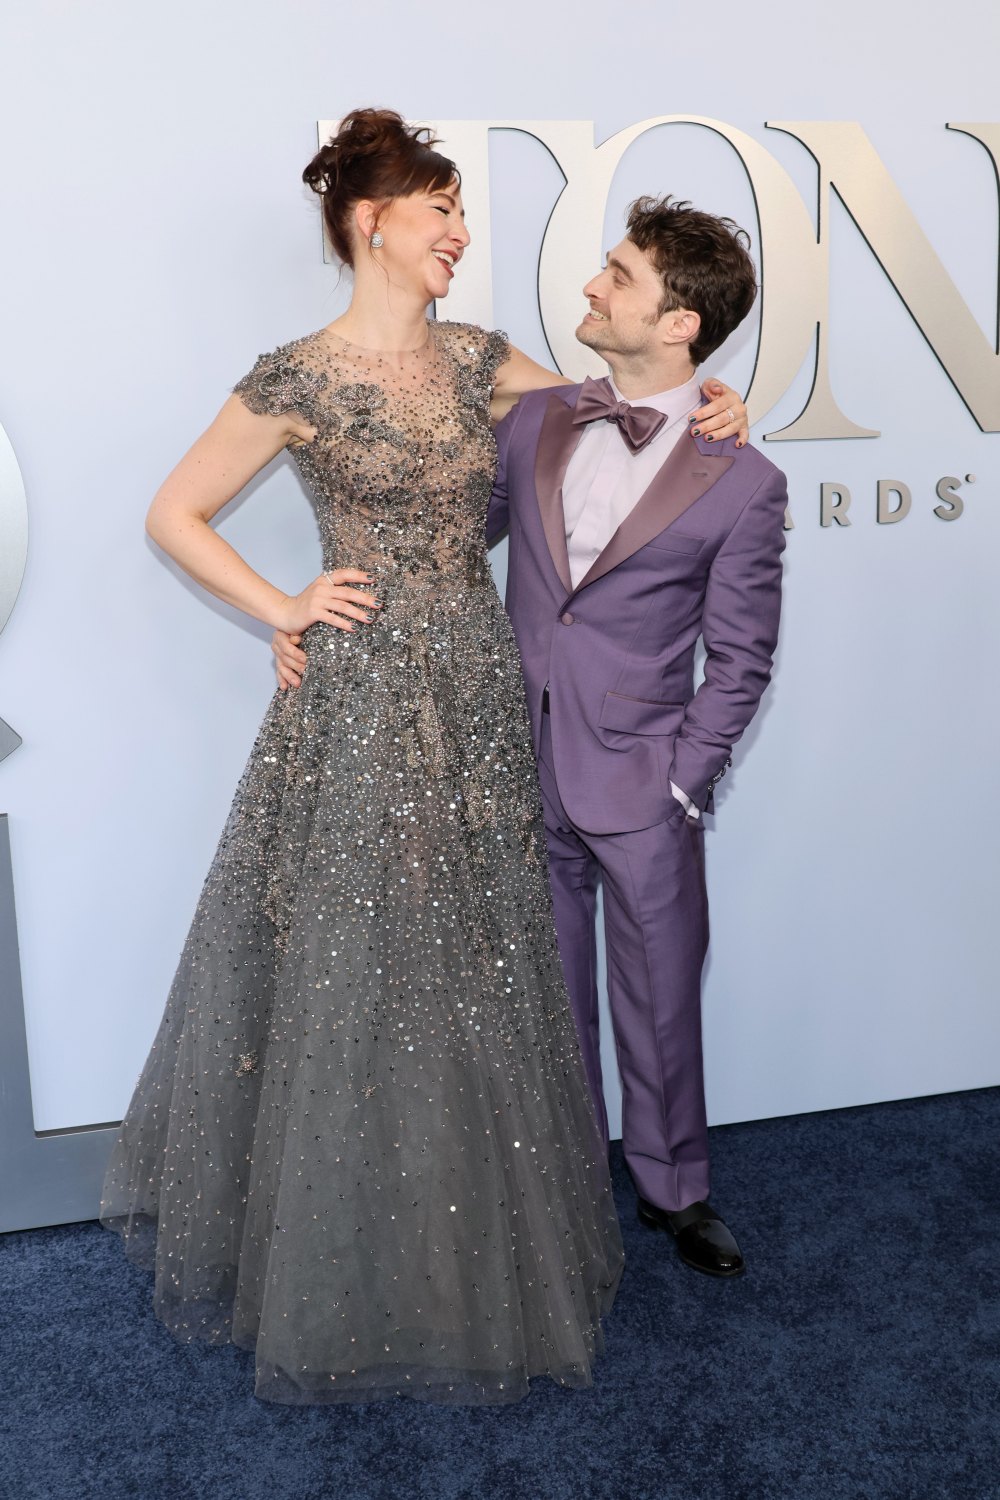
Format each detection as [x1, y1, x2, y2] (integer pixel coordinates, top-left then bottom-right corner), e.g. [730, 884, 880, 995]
[369, 232, 384, 249]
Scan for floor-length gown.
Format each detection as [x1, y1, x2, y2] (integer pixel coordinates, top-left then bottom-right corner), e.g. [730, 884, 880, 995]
[101, 321, 624, 1404]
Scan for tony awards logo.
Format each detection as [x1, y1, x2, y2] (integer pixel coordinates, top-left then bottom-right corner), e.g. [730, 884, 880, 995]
[319, 116, 997, 530]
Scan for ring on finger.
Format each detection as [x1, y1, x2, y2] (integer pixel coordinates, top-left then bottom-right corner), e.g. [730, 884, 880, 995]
[726, 407, 735, 424]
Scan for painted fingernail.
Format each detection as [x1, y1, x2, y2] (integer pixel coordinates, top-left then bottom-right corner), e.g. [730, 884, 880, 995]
[687, 414, 697, 424]
[691, 427, 701, 437]
[705, 433, 714, 442]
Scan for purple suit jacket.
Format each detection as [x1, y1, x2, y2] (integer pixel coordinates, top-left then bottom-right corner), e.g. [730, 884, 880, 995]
[488, 383, 788, 834]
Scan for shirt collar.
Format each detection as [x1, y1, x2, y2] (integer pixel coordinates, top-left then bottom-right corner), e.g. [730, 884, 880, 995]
[608, 372, 703, 425]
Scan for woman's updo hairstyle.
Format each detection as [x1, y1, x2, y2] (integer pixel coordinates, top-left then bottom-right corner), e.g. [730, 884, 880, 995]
[303, 108, 459, 267]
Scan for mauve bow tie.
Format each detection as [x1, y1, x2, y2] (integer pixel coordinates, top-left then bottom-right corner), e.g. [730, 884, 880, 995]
[571, 376, 668, 453]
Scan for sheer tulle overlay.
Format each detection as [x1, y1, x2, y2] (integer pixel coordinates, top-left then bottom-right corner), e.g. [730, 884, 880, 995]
[102, 323, 624, 1404]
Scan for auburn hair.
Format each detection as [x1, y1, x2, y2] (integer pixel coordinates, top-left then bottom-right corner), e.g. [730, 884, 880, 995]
[302, 108, 459, 267]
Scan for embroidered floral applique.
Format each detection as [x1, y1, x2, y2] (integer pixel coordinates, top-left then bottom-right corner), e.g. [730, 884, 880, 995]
[252, 360, 326, 417]
[331, 382, 406, 446]
[334, 382, 387, 415]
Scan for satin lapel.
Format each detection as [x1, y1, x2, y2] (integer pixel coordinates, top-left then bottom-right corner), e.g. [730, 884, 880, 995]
[532, 393, 580, 595]
[573, 437, 734, 593]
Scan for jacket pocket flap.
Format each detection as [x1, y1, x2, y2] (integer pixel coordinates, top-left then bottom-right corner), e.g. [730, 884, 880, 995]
[598, 692, 686, 736]
[645, 528, 706, 555]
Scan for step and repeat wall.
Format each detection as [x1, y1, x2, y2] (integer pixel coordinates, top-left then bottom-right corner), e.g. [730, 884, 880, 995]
[1, 0, 997, 1222]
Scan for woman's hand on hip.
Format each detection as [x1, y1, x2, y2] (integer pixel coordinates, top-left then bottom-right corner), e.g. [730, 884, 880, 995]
[274, 569, 380, 638]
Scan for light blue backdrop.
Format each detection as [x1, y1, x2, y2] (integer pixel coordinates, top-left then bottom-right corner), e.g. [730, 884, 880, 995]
[1, 0, 997, 1136]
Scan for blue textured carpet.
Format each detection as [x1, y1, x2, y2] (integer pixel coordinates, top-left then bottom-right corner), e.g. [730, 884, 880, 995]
[2, 1088, 998, 1500]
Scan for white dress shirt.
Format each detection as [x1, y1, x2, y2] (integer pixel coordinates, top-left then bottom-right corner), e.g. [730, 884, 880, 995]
[563, 372, 704, 817]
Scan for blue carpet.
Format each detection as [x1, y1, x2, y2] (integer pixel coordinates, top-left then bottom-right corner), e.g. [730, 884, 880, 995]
[2, 1088, 998, 1500]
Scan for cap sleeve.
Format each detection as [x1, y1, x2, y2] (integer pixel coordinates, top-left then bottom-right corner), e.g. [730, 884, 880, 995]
[434, 322, 510, 388]
[436, 322, 511, 415]
[232, 349, 325, 424]
[479, 328, 511, 391]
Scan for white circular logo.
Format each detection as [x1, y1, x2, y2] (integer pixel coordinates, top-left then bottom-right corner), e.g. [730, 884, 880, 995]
[0, 423, 27, 637]
[0, 422, 27, 762]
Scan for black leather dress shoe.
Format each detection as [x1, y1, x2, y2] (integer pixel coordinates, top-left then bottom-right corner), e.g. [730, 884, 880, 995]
[637, 1198, 746, 1277]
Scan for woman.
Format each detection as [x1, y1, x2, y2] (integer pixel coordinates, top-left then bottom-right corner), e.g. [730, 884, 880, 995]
[102, 108, 747, 1405]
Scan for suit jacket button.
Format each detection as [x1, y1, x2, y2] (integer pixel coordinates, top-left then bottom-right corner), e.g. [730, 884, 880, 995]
[560, 611, 575, 625]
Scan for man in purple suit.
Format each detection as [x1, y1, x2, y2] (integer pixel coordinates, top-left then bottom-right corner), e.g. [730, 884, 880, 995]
[272, 195, 785, 1277]
[485, 197, 786, 1277]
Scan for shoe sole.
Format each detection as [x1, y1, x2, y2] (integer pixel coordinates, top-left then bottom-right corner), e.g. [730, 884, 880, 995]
[637, 1205, 747, 1278]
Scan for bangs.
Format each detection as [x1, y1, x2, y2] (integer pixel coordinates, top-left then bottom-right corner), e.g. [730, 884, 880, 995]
[398, 149, 460, 199]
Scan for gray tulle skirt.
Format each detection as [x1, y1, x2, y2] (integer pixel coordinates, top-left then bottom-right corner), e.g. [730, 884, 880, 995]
[102, 594, 623, 1404]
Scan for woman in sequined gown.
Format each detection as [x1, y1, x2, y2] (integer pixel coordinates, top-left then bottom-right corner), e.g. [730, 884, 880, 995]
[102, 110, 743, 1404]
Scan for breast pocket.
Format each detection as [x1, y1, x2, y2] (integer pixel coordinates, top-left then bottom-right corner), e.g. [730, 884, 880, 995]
[645, 529, 706, 555]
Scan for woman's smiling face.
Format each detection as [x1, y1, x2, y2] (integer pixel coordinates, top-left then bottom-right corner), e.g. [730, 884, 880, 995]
[371, 182, 471, 303]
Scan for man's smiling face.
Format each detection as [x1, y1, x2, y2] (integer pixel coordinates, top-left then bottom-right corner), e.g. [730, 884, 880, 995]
[576, 237, 678, 359]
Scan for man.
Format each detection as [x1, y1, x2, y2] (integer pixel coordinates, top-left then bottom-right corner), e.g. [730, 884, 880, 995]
[274, 196, 786, 1277]
[484, 196, 785, 1278]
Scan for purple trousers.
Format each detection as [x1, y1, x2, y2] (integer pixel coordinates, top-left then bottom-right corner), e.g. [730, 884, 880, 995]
[537, 713, 711, 1213]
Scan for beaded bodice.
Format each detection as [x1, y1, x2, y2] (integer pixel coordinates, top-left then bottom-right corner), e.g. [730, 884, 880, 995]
[235, 321, 508, 592]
